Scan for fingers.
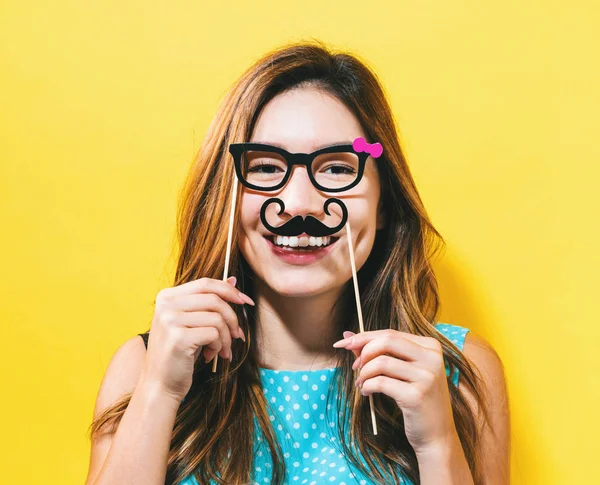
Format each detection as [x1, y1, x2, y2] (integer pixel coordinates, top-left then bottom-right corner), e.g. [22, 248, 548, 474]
[186, 326, 223, 362]
[338, 332, 419, 372]
[161, 277, 255, 306]
[167, 293, 245, 341]
[342, 330, 444, 374]
[359, 375, 416, 405]
[342, 331, 360, 358]
[167, 311, 233, 361]
[355, 354, 429, 388]
[335, 330, 424, 363]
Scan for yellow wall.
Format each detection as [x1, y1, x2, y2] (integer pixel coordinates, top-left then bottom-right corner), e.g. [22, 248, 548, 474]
[1, 1, 597, 483]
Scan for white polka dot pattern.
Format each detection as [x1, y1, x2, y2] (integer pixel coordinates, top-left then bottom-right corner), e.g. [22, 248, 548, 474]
[178, 323, 469, 484]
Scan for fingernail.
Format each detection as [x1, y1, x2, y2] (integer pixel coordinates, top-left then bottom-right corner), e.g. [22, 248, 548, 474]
[352, 357, 361, 370]
[343, 331, 356, 339]
[239, 328, 246, 342]
[238, 291, 255, 306]
[228, 276, 237, 287]
[333, 338, 351, 348]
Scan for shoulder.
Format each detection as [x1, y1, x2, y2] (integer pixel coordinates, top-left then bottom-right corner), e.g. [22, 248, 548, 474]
[460, 330, 511, 483]
[461, 331, 507, 388]
[460, 330, 509, 425]
[86, 336, 148, 485]
[93, 335, 147, 418]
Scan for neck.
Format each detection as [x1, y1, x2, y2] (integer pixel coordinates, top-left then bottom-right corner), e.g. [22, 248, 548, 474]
[253, 281, 345, 370]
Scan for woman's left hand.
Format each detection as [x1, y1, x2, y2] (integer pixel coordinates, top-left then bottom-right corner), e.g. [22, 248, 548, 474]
[333, 329, 459, 455]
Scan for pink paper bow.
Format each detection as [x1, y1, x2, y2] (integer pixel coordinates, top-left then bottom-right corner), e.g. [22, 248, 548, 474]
[352, 137, 383, 158]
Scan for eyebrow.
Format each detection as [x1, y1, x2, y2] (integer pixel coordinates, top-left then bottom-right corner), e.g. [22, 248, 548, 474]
[251, 140, 353, 152]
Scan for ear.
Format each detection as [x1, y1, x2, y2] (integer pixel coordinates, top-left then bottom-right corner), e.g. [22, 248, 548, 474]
[376, 198, 386, 230]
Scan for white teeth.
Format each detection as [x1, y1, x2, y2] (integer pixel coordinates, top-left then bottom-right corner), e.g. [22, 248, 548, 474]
[272, 235, 333, 248]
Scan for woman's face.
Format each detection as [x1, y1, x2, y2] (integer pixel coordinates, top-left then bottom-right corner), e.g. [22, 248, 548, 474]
[238, 86, 385, 297]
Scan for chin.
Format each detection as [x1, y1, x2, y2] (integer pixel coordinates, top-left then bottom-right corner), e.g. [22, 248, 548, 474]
[262, 271, 335, 298]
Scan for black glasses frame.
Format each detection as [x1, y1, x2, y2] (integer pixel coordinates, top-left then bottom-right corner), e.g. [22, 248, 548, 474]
[228, 142, 370, 193]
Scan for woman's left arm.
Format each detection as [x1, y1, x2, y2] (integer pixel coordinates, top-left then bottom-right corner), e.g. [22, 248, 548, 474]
[334, 329, 510, 485]
[459, 332, 511, 484]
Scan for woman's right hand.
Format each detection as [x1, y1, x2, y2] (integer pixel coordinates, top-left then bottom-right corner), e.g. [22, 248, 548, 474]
[139, 276, 254, 402]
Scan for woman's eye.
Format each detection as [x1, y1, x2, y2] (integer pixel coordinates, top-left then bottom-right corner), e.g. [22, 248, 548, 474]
[247, 162, 284, 173]
[323, 164, 356, 175]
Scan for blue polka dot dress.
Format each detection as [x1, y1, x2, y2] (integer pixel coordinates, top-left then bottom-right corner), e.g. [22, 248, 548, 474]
[179, 323, 469, 485]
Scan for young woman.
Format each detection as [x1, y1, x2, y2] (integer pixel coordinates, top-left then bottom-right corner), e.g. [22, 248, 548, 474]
[85, 41, 510, 485]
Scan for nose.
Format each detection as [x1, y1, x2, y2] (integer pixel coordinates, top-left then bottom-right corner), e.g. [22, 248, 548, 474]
[277, 165, 323, 218]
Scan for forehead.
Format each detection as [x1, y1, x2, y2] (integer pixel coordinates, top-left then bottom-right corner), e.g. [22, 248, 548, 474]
[250, 87, 366, 153]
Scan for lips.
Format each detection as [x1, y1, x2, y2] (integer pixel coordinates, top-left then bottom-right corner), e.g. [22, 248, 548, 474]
[263, 234, 340, 265]
[266, 235, 339, 249]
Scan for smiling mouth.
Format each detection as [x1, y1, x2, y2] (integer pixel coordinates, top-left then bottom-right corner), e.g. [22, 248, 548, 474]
[265, 235, 339, 250]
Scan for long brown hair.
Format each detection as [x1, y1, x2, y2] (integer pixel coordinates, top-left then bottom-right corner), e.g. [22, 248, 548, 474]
[89, 39, 491, 484]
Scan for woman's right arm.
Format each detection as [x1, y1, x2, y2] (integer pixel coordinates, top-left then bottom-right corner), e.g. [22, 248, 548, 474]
[84, 336, 182, 485]
[85, 276, 252, 485]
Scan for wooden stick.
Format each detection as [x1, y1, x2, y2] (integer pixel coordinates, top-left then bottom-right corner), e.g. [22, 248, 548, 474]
[345, 222, 378, 435]
[212, 174, 239, 372]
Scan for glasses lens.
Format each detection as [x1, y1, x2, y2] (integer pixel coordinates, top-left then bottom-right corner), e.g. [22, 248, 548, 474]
[239, 149, 360, 190]
[312, 152, 360, 190]
[241, 150, 288, 189]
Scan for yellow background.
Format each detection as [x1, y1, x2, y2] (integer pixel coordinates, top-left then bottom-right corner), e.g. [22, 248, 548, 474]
[1, 1, 597, 483]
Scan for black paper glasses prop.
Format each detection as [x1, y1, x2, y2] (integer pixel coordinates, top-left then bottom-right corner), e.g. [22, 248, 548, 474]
[212, 137, 383, 435]
[230, 141, 370, 193]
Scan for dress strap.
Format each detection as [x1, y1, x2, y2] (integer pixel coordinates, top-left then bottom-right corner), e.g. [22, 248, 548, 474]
[433, 322, 470, 387]
[434, 322, 469, 351]
[138, 332, 149, 350]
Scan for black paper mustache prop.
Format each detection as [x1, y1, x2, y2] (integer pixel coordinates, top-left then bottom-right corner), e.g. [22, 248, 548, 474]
[260, 197, 348, 237]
